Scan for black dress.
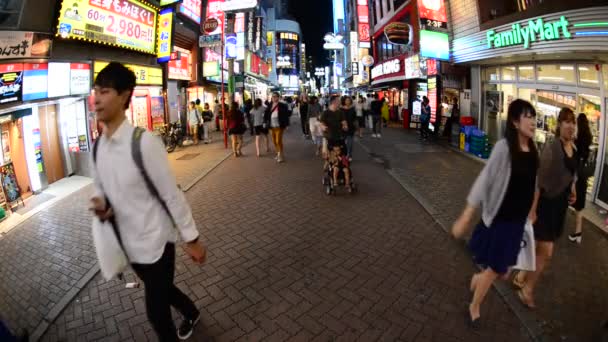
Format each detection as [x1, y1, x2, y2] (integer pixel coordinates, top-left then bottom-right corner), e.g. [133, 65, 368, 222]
[534, 142, 577, 242]
[469, 150, 537, 274]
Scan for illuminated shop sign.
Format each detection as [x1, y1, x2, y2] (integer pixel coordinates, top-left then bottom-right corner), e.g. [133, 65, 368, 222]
[357, 0, 370, 46]
[205, 0, 224, 36]
[371, 58, 401, 79]
[221, 0, 258, 12]
[56, 0, 158, 54]
[486, 16, 571, 49]
[417, 0, 448, 31]
[420, 30, 449, 60]
[179, 0, 202, 24]
[94, 61, 162, 85]
[157, 8, 174, 63]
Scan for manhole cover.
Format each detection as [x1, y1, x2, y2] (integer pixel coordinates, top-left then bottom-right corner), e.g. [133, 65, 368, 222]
[176, 153, 200, 160]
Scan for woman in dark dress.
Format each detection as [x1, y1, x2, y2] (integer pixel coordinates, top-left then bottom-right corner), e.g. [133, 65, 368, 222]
[452, 99, 539, 329]
[569, 113, 592, 244]
[514, 107, 577, 309]
[227, 102, 245, 157]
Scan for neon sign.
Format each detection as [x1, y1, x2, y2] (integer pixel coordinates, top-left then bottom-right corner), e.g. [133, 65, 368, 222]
[486, 16, 571, 49]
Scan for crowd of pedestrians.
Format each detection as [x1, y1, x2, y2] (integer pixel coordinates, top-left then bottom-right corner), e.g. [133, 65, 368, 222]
[452, 98, 593, 331]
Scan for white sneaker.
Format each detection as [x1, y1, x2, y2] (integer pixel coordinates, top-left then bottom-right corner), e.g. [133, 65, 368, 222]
[568, 233, 582, 244]
[371, 134, 377, 138]
[377, 134, 382, 138]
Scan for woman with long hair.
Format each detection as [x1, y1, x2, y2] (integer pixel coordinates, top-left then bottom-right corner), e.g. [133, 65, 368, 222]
[341, 96, 357, 160]
[227, 102, 245, 157]
[251, 98, 270, 157]
[513, 107, 577, 309]
[452, 99, 539, 329]
[569, 114, 593, 243]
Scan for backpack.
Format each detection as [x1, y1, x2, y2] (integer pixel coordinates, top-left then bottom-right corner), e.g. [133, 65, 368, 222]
[92, 127, 177, 260]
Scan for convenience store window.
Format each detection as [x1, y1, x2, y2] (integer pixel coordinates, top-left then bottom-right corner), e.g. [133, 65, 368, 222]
[501, 66, 516, 81]
[578, 64, 599, 88]
[518, 65, 534, 82]
[536, 64, 576, 84]
[483, 67, 499, 82]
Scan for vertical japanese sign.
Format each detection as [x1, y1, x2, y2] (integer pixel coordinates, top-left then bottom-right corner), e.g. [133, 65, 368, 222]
[357, 0, 370, 46]
[157, 8, 174, 63]
[428, 76, 437, 124]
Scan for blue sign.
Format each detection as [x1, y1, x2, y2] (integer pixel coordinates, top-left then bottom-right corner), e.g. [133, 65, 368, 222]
[225, 33, 237, 59]
[419, 30, 450, 60]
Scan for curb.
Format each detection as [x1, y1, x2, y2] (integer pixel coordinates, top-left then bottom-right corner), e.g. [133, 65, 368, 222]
[356, 138, 543, 342]
[32, 139, 245, 341]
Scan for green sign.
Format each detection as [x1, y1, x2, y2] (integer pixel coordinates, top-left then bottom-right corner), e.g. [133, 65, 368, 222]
[487, 16, 571, 49]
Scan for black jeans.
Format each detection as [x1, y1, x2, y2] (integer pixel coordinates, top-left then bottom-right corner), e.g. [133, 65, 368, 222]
[300, 114, 309, 135]
[131, 244, 199, 342]
[372, 116, 381, 135]
[420, 121, 430, 139]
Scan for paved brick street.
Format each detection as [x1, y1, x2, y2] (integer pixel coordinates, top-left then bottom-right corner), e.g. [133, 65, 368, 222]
[40, 126, 527, 342]
[357, 128, 608, 341]
[0, 131, 245, 341]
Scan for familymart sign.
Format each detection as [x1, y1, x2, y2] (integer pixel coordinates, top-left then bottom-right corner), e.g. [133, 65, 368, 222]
[486, 16, 571, 49]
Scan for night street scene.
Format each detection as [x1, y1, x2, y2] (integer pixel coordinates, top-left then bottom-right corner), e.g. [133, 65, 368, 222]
[2, 0, 608, 341]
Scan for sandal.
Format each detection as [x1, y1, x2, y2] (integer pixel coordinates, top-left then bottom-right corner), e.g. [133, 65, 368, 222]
[512, 274, 525, 290]
[517, 290, 536, 310]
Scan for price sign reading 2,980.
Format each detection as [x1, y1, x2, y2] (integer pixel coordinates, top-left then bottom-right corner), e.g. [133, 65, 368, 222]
[57, 0, 157, 54]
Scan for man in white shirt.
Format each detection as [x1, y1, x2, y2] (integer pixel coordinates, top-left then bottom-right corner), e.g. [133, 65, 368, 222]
[90, 62, 206, 341]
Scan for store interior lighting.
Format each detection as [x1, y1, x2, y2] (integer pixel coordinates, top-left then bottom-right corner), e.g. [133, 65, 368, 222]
[519, 66, 533, 70]
[559, 65, 574, 70]
[580, 79, 599, 83]
[538, 76, 565, 81]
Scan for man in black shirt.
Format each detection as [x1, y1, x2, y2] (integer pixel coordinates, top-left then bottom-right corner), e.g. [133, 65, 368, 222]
[319, 95, 348, 153]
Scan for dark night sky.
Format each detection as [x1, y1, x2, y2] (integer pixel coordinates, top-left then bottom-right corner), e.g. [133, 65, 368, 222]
[287, 0, 333, 68]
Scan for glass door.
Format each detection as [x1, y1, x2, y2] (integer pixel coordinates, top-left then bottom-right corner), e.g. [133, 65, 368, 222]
[596, 98, 608, 205]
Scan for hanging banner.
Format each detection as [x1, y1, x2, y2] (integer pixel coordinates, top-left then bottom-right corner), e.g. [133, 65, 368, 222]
[205, 0, 225, 36]
[56, 0, 158, 54]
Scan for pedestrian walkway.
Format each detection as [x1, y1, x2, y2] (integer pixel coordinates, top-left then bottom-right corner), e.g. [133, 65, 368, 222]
[0, 131, 245, 341]
[41, 125, 527, 342]
[357, 127, 608, 341]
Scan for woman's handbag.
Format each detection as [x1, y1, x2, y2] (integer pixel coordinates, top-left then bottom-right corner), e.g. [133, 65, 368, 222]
[514, 220, 536, 271]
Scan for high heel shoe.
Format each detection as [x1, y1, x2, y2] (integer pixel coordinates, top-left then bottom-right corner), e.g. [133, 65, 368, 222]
[568, 233, 582, 244]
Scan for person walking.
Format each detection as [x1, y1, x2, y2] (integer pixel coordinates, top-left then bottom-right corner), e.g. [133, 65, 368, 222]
[370, 94, 382, 138]
[300, 96, 310, 138]
[355, 95, 366, 138]
[569, 113, 593, 243]
[227, 102, 246, 157]
[442, 96, 454, 142]
[452, 99, 539, 330]
[201, 103, 213, 144]
[308, 96, 324, 156]
[264, 92, 291, 163]
[381, 98, 390, 128]
[251, 98, 270, 157]
[90, 62, 206, 341]
[213, 100, 221, 132]
[187, 101, 201, 145]
[420, 96, 431, 141]
[320, 95, 348, 156]
[244, 99, 254, 136]
[341, 96, 357, 160]
[513, 107, 577, 309]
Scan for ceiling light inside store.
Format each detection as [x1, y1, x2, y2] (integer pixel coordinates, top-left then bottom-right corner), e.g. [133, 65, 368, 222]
[559, 65, 574, 70]
[580, 79, 599, 83]
[538, 76, 564, 81]
[579, 67, 589, 71]
[519, 66, 533, 70]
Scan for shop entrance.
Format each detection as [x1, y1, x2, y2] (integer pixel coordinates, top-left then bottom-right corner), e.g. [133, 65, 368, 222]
[38, 104, 64, 184]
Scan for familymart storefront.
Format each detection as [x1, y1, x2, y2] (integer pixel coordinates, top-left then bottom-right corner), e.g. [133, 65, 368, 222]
[453, 6, 608, 207]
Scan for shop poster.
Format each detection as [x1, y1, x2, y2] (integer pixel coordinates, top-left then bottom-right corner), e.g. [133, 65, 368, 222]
[1, 163, 21, 203]
[0, 64, 23, 104]
[150, 96, 165, 132]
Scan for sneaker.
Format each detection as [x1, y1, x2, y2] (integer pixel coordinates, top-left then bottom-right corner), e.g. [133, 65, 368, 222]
[568, 233, 582, 244]
[371, 134, 377, 138]
[177, 314, 200, 340]
[377, 134, 382, 138]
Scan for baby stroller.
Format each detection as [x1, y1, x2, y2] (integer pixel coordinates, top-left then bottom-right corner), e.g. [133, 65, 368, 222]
[322, 139, 357, 195]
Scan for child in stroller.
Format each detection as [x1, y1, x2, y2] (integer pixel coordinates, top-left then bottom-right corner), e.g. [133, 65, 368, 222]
[323, 140, 356, 195]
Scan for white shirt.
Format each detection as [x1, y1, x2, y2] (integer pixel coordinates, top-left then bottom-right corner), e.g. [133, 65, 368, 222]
[92, 120, 199, 264]
[364, 99, 371, 111]
[355, 102, 364, 117]
[270, 105, 280, 128]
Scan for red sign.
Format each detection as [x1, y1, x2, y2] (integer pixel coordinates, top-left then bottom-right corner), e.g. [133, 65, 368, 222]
[168, 52, 190, 80]
[357, 6, 369, 23]
[417, 0, 447, 24]
[428, 76, 438, 124]
[70, 63, 90, 70]
[426, 59, 438, 76]
[250, 53, 260, 74]
[261, 61, 269, 77]
[204, 0, 224, 35]
[179, 0, 202, 24]
[203, 18, 219, 34]
[0, 63, 23, 73]
[358, 23, 370, 42]
[23, 63, 47, 71]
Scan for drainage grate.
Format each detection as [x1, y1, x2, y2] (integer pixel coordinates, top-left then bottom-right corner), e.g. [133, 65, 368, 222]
[176, 153, 200, 160]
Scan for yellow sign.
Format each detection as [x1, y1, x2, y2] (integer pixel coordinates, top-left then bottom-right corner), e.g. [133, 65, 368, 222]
[94, 61, 162, 85]
[157, 8, 173, 63]
[56, 0, 158, 54]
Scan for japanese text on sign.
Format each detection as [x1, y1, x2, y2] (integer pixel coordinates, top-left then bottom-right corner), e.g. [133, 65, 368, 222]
[57, 0, 157, 54]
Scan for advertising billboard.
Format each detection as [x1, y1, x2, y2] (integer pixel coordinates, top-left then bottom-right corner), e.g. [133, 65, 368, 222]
[157, 8, 174, 63]
[0, 63, 23, 104]
[179, 0, 201, 24]
[205, 0, 224, 36]
[56, 0, 158, 54]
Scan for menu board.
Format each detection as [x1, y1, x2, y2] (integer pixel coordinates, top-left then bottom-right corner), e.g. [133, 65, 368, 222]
[132, 95, 149, 129]
[56, 0, 157, 54]
[48, 63, 71, 97]
[0, 63, 23, 104]
[1, 163, 21, 204]
[0, 32, 52, 60]
[23, 63, 49, 101]
[70, 63, 91, 95]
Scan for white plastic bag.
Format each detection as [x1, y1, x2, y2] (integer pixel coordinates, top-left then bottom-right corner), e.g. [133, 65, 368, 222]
[514, 220, 536, 272]
[92, 217, 128, 280]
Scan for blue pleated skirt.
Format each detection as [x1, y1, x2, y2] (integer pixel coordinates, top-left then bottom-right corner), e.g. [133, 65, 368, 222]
[469, 219, 526, 274]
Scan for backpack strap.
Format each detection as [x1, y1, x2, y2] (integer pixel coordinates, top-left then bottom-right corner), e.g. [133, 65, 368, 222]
[131, 127, 177, 228]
